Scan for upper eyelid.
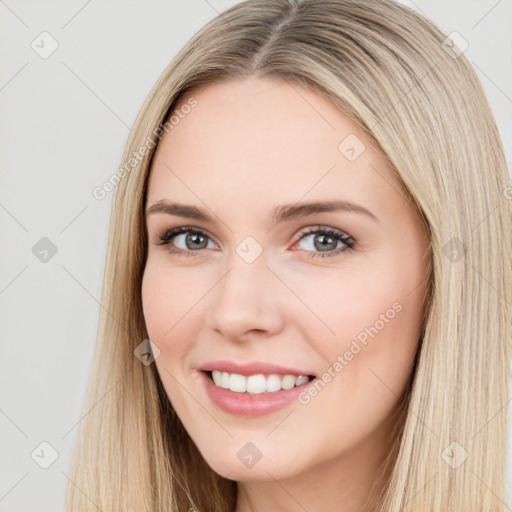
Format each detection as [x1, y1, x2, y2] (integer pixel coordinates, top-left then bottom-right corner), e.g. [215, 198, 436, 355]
[166, 226, 220, 246]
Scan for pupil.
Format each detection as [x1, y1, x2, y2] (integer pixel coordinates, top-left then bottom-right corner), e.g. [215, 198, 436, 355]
[315, 234, 336, 251]
[187, 232, 207, 250]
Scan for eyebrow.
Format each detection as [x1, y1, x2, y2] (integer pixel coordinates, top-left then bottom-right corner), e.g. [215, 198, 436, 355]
[146, 199, 378, 225]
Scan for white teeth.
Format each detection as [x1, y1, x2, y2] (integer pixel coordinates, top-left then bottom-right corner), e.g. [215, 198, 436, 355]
[281, 375, 296, 390]
[266, 374, 282, 392]
[221, 371, 230, 388]
[247, 374, 267, 394]
[212, 370, 222, 386]
[209, 371, 312, 394]
[229, 373, 246, 392]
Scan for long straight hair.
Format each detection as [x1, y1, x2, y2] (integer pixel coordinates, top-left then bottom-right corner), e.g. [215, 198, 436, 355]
[65, 1, 512, 510]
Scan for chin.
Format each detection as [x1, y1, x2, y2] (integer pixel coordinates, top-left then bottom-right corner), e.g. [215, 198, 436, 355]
[197, 444, 305, 482]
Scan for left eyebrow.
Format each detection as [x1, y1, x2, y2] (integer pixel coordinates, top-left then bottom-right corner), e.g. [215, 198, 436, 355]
[271, 200, 378, 225]
[145, 199, 379, 224]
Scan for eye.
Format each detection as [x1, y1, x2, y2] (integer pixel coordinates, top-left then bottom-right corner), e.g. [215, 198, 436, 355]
[154, 226, 216, 256]
[294, 226, 355, 259]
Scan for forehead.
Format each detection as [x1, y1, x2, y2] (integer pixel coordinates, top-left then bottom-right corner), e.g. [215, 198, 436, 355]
[146, 77, 405, 220]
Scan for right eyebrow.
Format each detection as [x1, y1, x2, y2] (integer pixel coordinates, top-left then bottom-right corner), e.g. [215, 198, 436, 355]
[145, 200, 213, 222]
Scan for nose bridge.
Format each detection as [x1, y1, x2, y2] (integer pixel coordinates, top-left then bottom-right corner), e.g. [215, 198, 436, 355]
[219, 249, 273, 311]
[206, 247, 284, 339]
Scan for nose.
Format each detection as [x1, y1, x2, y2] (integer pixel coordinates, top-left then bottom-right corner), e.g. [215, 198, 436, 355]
[205, 253, 286, 342]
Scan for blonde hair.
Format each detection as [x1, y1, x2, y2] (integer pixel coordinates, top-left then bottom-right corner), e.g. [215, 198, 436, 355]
[65, 0, 512, 510]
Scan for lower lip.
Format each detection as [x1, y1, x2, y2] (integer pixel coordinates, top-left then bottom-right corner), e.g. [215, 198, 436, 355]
[200, 371, 316, 416]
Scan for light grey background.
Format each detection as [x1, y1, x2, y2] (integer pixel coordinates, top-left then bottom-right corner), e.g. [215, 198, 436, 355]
[1, 1, 511, 510]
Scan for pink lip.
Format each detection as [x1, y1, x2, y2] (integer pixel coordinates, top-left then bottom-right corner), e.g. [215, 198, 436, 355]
[199, 360, 315, 377]
[199, 371, 316, 416]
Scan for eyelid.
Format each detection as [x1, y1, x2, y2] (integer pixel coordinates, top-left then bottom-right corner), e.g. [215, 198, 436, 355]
[291, 226, 355, 256]
[155, 225, 221, 248]
[293, 225, 353, 244]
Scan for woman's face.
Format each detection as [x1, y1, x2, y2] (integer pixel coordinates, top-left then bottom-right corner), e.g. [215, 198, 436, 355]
[142, 77, 430, 482]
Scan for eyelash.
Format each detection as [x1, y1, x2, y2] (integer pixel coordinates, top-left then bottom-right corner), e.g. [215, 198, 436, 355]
[154, 225, 355, 259]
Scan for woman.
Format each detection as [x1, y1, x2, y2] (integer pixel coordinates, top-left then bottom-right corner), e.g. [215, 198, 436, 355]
[65, 1, 512, 510]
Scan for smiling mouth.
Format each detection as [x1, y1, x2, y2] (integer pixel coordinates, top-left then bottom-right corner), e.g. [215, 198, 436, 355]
[204, 370, 315, 395]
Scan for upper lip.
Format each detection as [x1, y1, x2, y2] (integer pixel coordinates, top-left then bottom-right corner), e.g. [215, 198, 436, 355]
[199, 360, 316, 377]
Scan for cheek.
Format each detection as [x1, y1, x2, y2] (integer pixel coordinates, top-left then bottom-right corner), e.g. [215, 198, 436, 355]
[298, 286, 421, 445]
[141, 260, 216, 385]
[298, 256, 426, 395]
[141, 262, 194, 350]
[141, 265, 170, 340]
[141, 263, 202, 411]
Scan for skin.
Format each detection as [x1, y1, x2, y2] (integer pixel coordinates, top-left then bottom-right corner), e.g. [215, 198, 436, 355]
[142, 77, 430, 512]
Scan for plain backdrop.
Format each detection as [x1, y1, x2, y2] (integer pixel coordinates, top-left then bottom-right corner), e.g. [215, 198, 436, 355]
[1, 1, 511, 510]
